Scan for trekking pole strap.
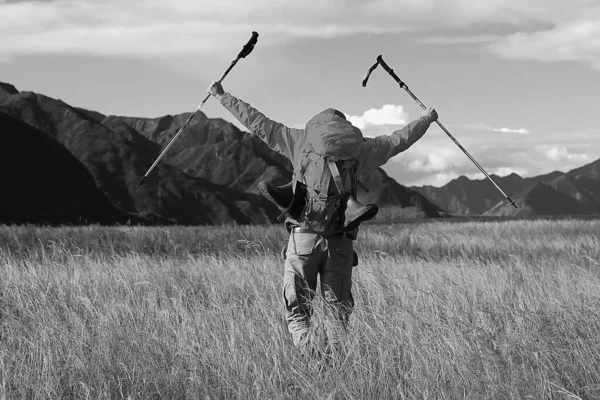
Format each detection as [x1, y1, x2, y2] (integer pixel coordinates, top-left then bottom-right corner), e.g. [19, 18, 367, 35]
[362, 61, 379, 87]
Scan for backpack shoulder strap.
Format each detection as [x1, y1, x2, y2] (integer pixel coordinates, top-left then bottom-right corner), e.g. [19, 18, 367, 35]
[327, 160, 345, 194]
[292, 148, 311, 192]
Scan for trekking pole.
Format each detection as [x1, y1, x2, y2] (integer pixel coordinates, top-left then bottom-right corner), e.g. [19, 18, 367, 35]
[362, 55, 517, 209]
[136, 31, 259, 188]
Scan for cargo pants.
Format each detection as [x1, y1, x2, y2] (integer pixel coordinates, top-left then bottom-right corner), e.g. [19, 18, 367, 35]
[283, 230, 355, 350]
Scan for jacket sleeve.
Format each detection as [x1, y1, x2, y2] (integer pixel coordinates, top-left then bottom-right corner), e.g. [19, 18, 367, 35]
[220, 92, 305, 161]
[356, 117, 432, 171]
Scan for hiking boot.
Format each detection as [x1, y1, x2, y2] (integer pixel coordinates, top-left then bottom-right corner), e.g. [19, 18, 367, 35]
[258, 180, 294, 211]
[343, 195, 379, 231]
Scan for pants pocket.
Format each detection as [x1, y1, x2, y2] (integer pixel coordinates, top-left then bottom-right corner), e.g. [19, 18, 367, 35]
[288, 232, 318, 256]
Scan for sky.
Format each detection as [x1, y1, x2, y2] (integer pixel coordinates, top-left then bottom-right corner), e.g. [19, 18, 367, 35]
[1, 0, 599, 187]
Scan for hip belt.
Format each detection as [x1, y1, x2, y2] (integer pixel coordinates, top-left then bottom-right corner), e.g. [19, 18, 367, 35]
[291, 227, 354, 240]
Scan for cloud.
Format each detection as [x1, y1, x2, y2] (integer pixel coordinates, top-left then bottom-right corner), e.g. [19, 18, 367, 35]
[540, 146, 590, 163]
[421, 35, 500, 45]
[463, 167, 528, 181]
[391, 138, 521, 186]
[380, 126, 600, 187]
[295, 103, 409, 136]
[406, 146, 462, 172]
[493, 127, 530, 134]
[347, 104, 409, 131]
[408, 155, 447, 173]
[492, 167, 527, 176]
[488, 16, 600, 70]
[0, 0, 411, 59]
[1, 0, 599, 71]
[462, 123, 530, 135]
[422, 2, 600, 70]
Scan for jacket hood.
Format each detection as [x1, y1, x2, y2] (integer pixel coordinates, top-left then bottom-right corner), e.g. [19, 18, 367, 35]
[306, 108, 347, 126]
[304, 108, 365, 160]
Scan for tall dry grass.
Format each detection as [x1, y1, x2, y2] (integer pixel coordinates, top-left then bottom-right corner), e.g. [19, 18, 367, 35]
[1, 219, 599, 399]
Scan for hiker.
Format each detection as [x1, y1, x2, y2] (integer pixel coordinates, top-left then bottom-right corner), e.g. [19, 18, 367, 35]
[207, 81, 437, 352]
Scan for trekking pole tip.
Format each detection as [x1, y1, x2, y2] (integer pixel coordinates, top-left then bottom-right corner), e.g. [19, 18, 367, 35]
[508, 197, 517, 208]
[136, 176, 146, 189]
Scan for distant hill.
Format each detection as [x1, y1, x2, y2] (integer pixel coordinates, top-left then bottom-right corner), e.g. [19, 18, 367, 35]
[114, 113, 292, 194]
[0, 84, 279, 225]
[410, 159, 600, 217]
[0, 81, 443, 225]
[357, 168, 445, 219]
[0, 112, 137, 225]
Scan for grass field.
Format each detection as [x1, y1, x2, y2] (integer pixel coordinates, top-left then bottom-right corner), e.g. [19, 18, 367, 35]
[1, 219, 599, 399]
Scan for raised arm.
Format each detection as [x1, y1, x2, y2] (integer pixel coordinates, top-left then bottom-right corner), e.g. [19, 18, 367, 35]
[357, 107, 438, 171]
[207, 81, 305, 160]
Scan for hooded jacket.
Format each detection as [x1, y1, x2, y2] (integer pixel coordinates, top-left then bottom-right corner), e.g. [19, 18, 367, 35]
[219, 92, 433, 234]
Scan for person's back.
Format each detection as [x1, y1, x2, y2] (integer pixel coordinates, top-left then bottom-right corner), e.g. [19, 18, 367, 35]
[207, 80, 438, 354]
[276, 107, 377, 237]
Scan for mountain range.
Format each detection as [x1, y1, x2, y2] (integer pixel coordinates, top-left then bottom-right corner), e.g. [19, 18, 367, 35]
[2, 81, 598, 225]
[0, 81, 444, 225]
[410, 160, 600, 217]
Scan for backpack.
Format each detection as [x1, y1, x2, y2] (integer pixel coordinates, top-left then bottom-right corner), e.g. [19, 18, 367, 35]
[286, 109, 366, 236]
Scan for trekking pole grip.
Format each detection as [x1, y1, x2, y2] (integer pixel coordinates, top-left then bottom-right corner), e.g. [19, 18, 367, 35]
[376, 55, 406, 88]
[238, 31, 259, 59]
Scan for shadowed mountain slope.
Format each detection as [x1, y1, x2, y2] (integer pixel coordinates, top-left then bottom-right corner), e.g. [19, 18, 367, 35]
[0, 112, 137, 225]
[0, 84, 279, 225]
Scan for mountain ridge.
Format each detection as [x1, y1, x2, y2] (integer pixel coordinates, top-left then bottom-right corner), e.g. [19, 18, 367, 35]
[410, 158, 600, 216]
[0, 80, 443, 225]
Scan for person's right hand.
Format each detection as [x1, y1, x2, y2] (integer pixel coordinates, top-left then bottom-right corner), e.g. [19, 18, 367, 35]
[420, 107, 438, 124]
[207, 80, 225, 99]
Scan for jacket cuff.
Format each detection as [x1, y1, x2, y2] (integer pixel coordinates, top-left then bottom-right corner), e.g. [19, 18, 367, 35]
[418, 115, 434, 125]
[219, 92, 233, 105]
